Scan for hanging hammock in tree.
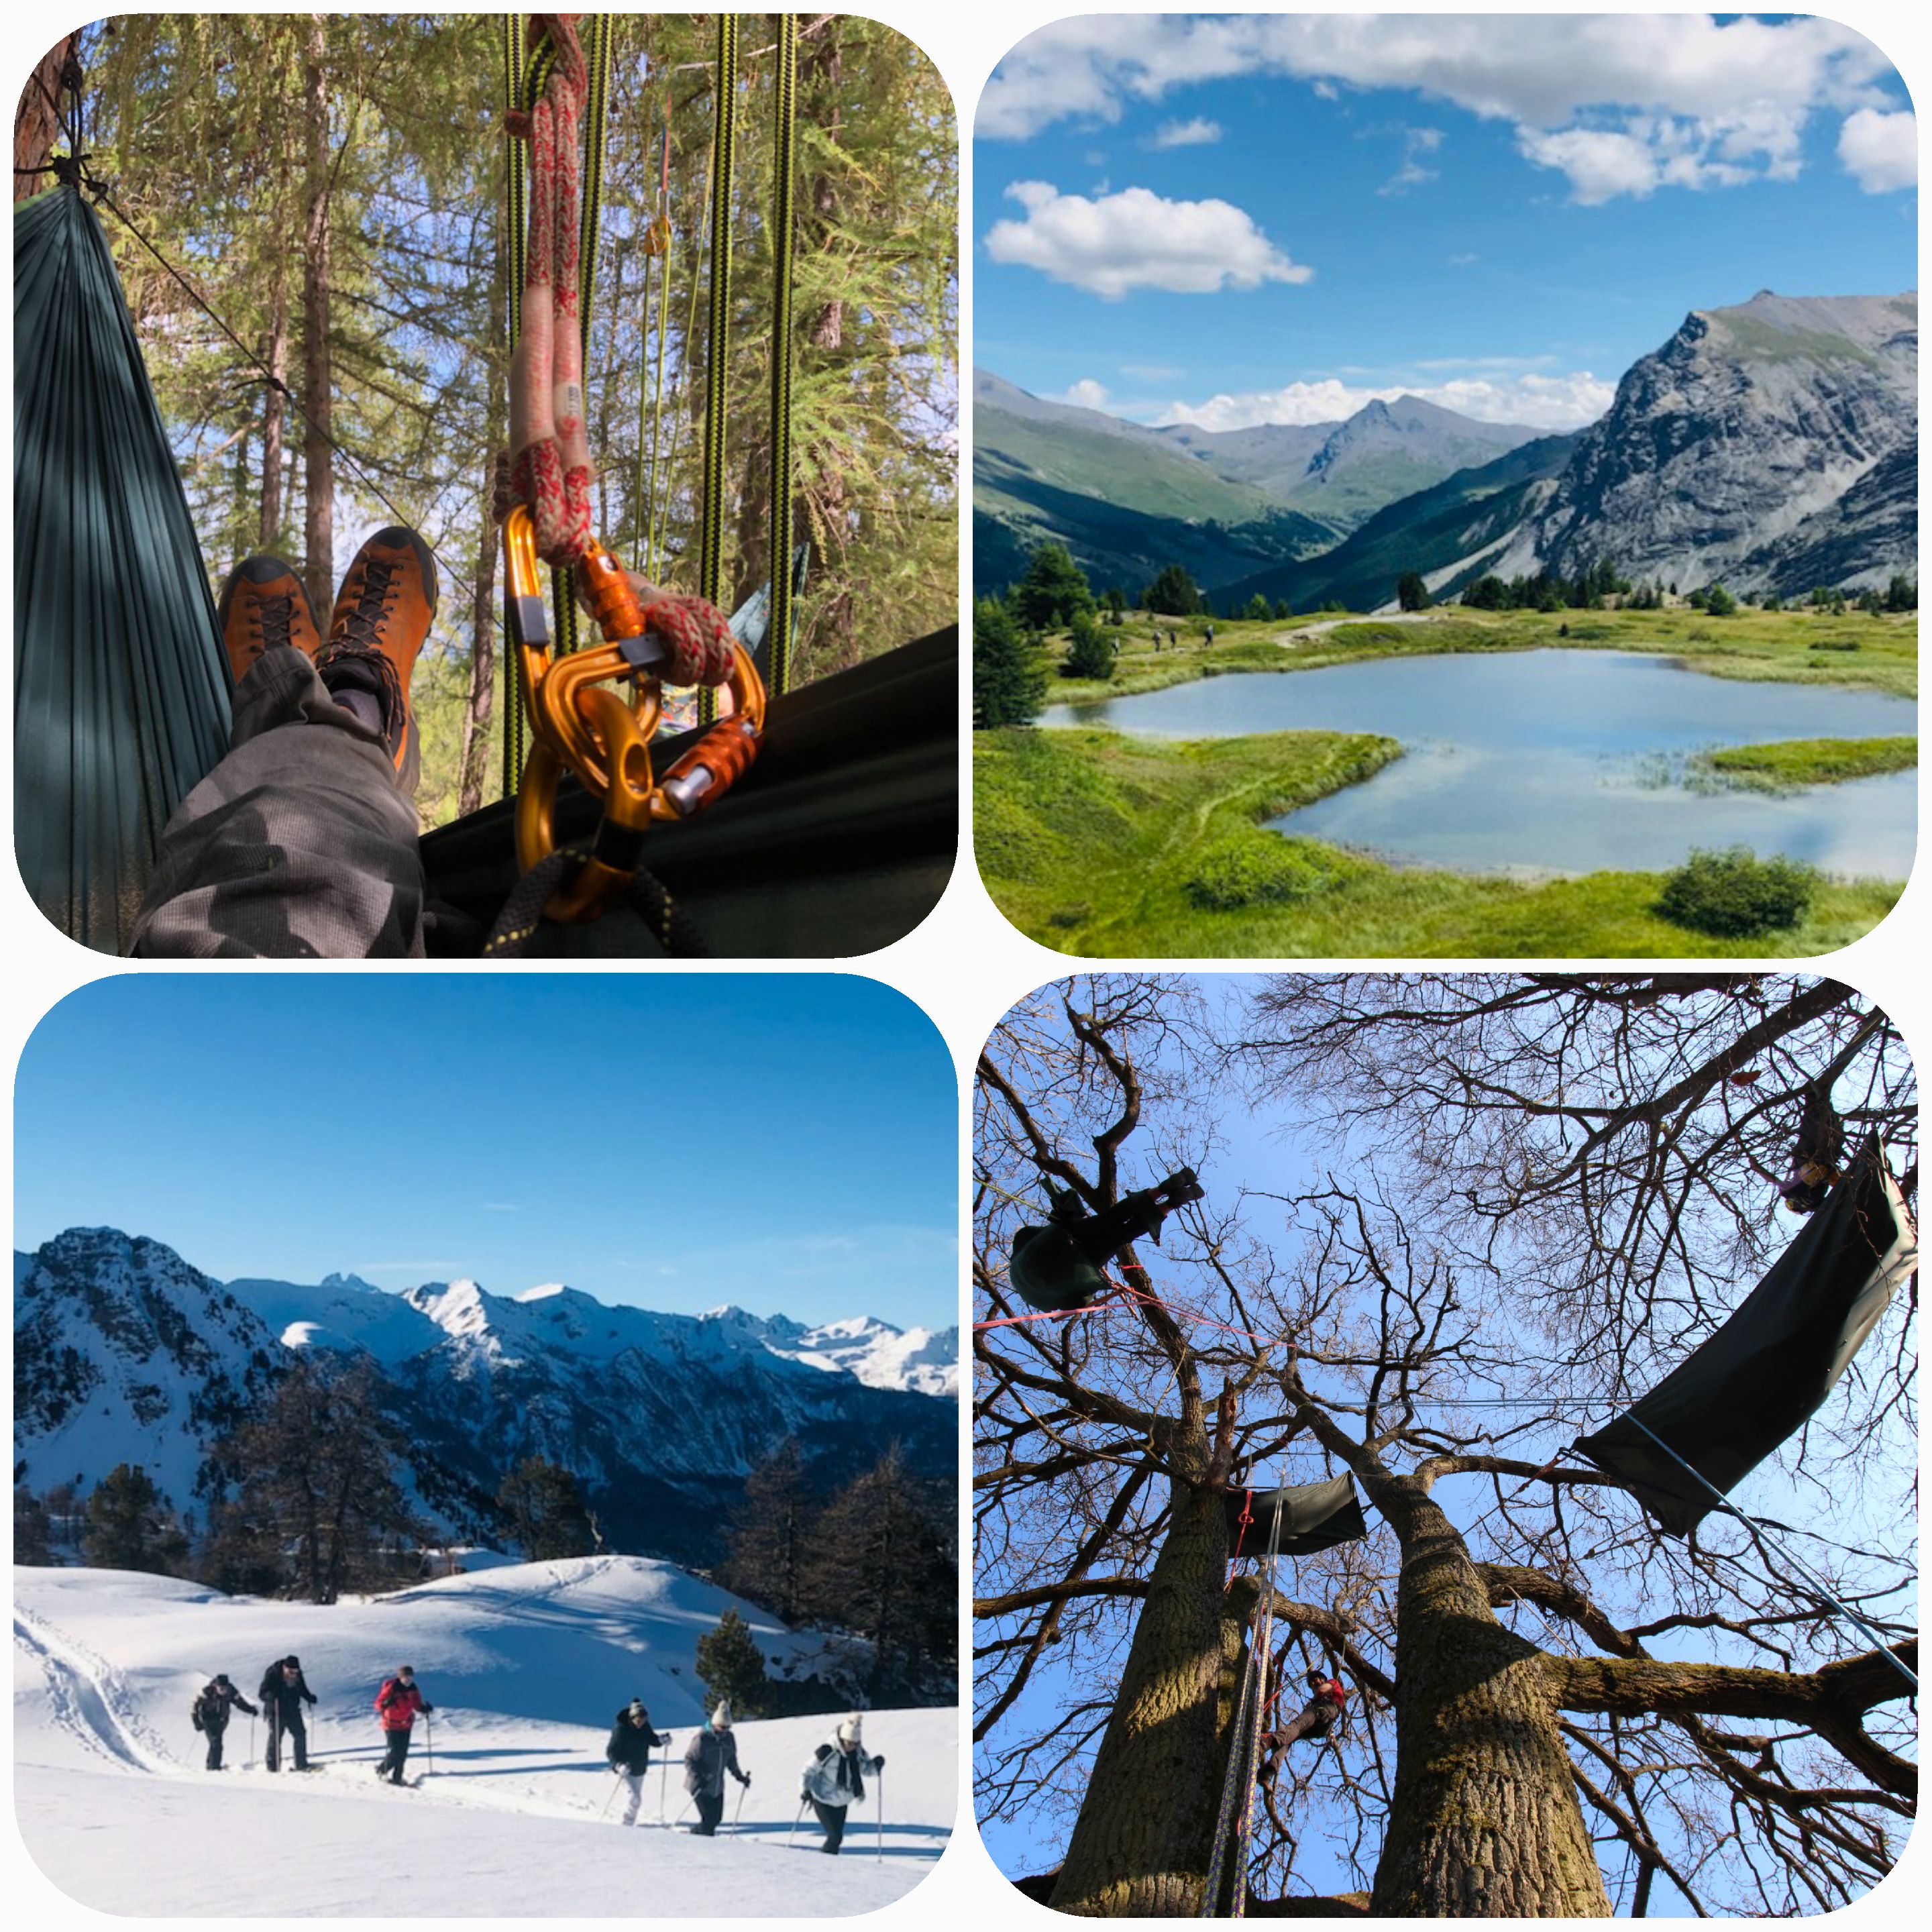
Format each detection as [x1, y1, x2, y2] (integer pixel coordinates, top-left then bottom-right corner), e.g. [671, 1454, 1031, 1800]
[1224, 1474, 1369, 1558]
[12, 182, 231, 953]
[1574, 1137, 1916, 1535]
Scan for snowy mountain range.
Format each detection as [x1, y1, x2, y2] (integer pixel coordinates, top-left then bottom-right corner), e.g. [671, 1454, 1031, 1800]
[13, 1228, 957, 1563]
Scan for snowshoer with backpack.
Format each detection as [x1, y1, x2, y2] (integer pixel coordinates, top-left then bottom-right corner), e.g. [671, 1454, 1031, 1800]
[374, 1665, 433, 1784]
[257, 1655, 319, 1772]
[684, 1701, 749, 1835]
[800, 1713, 884, 1856]
[1258, 1668, 1348, 1788]
[189, 1673, 258, 1770]
[606, 1699, 668, 1826]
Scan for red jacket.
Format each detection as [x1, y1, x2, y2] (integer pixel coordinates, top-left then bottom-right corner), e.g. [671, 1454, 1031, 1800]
[376, 1678, 428, 1731]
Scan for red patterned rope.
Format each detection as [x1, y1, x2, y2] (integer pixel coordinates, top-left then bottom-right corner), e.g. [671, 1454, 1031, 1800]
[507, 14, 593, 566]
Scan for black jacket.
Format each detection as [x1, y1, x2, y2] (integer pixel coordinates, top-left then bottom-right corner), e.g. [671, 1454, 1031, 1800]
[606, 1709, 667, 1773]
[258, 1664, 319, 1717]
[193, 1682, 258, 1731]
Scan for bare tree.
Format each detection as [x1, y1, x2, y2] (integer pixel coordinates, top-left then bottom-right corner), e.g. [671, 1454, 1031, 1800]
[975, 975, 1915, 1918]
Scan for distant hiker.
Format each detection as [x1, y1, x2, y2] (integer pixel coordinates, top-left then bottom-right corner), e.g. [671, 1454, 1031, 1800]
[374, 1665, 434, 1784]
[1205, 623, 1215, 643]
[606, 1699, 669, 1826]
[189, 1672, 258, 1771]
[800, 1713, 885, 1856]
[257, 1654, 318, 1772]
[684, 1701, 750, 1835]
[1258, 1668, 1347, 1788]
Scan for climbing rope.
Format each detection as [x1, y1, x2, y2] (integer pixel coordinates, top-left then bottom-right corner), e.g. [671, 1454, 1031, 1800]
[697, 12, 739, 728]
[498, 15, 763, 928]
[1202, 1497, 1285, 1916]
[764, 11, 799, 694]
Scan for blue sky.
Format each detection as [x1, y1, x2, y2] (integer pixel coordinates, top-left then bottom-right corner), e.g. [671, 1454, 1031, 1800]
[14, 975, 959, 1330]
[975, 13, 1917, 431]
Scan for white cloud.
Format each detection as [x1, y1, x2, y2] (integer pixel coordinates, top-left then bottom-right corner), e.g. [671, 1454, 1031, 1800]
[1151, 115, 1223, 148]
[1380, 125, 1444, 195]
[979, 14, 1900, 205]
[1063, 378, 1112, 409]
[1839, 107, 1917, 192]
[985, 181, 1312, 298]
[1156, 369, 1615, 434]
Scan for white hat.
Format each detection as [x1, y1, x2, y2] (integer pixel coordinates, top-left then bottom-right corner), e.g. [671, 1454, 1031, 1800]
[836, 1713, 863, 1745]
[710, 1701, 733, 1730]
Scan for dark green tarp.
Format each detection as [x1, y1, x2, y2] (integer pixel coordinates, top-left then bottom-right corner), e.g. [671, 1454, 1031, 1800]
[13, 184, 231, 953]
[1574, 1140, 1915, 1535]
[419, 625, 957, 955]
[1224, 1475, 1368, 1558]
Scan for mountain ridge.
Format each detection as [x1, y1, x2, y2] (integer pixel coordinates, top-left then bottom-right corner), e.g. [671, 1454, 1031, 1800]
[14, 1227, 955, 1564]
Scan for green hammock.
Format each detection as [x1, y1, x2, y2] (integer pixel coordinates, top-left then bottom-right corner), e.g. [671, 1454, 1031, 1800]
[13, 183, 231, 953]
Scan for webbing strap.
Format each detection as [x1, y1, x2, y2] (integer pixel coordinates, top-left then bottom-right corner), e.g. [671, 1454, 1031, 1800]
[765, 12, 799, 694]
[697, 12, 739, 725]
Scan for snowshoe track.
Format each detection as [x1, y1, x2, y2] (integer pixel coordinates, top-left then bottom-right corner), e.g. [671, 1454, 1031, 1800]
[13, 1604, 177, 1774]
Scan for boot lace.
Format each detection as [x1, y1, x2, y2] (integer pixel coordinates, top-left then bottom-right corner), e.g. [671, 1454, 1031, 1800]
[333, 557, 400, 651]
[253, 592, 297, 655]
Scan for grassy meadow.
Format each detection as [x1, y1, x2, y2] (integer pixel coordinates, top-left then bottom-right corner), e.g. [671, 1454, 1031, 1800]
[975, 604, 1916, 958]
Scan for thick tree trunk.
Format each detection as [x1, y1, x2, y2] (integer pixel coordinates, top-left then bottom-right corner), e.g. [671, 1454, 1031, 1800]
[301, 13, 334, 618]
[1049, 1481, 1230, 1917]
[1371, 1482, 1609, 1917]
[13, 35, 77, 197]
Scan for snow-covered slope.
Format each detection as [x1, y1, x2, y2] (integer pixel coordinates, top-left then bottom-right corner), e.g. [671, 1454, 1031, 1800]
[14, 1558, 955, 1916]
[13, 1230, 282, 1508]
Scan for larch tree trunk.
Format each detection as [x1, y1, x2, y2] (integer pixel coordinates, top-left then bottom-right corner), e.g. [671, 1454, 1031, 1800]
[13, 34, 78, 197]
[260, 256, 289, 551]
[301, 13, 335, 618]
[1368, 1477, 1610, 1917]
[1049, 1480, 1231, 1917]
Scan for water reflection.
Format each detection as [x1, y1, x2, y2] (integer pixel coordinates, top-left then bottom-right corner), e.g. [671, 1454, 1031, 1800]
[1045, 650, 1916, 877]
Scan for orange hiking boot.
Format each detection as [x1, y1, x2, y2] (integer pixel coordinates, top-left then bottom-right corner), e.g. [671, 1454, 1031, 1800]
[317, 525, 439, 792]
[217, 555, 323, 685]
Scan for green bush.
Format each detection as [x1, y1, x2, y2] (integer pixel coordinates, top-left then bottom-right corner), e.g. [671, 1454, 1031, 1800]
[1656, 847, 1817, 937]
[1184, 830, 1335, 910]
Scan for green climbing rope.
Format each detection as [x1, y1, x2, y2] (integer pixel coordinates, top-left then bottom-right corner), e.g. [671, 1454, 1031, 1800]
[697, 11, 739, 727]
[765, 11, 799, 696]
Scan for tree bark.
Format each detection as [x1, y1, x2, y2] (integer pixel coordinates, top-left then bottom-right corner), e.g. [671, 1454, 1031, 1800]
[13, 35, 78, 197]
[260, 258, 289, 552]
[1049, 1479, 1230, 1917]
[1370, 1480, 1610, 1917]
[301, 13, 335, 617]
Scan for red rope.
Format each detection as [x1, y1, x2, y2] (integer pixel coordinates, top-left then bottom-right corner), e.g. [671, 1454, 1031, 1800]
[1224, 1489, 1254, 1592]
[507, 14, 592, 566]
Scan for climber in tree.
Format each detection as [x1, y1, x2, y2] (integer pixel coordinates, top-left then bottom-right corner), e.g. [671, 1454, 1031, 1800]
[1256, 1667, 1348, 1789]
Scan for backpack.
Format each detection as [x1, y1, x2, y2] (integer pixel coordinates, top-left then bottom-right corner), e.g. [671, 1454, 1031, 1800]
[191, 1700, 204, 1733]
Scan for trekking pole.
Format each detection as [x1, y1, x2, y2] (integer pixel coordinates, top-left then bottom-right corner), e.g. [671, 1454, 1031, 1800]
[733, 1780, 747, 1831]
[787, 1797, 806, 1847]
[600, 1768, 625, 1820]
[659, 1746, 669, 1824]
[875, 1770, 883, 1864]
[424, 1713, 433, 1776]
[249, 1713, 256, 1769]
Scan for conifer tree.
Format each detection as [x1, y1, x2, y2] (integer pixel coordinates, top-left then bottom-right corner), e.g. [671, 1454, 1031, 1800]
[695, 1608, 771, 1717]
[82, 1464, 188, 1575]
[720, 1438, 816, 1627]
[497, 1456, 595, 1562]
[973, 596, 1048, 728]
